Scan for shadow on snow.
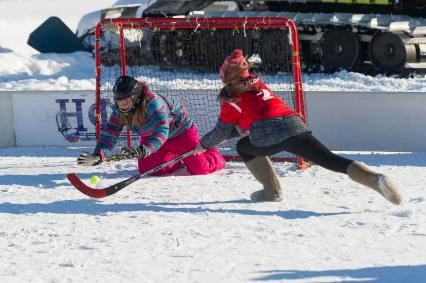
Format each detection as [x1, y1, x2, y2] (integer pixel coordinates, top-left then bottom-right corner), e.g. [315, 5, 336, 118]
[251, 265, 426, 283]
[0, 147, 86, 158]
[0, 171, 135, 189]
[1, 152, 425, 189]
[1, 149, 426, 167]
[0, 199, 351, 219]
[339, 152, 426, 167]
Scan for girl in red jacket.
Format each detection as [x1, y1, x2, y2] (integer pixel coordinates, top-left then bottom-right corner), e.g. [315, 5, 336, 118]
[195, 49, 402, 205]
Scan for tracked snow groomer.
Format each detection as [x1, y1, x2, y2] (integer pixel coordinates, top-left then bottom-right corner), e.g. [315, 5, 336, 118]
[142, 0, 426, 74]
[29, 0, 426, 75]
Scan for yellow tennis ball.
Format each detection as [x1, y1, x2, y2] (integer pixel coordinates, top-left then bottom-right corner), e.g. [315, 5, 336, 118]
[89, 175, 100, 185]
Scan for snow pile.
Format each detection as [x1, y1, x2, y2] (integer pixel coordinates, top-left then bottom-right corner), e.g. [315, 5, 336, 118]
[1, 49, 426, 92]
[1, 0, 426, 92]
[303, 71, 426, 92]
[0, 51, 95, 90]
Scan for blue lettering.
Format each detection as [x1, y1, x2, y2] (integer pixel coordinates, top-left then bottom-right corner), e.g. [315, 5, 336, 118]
[88, 99, 113, 128]
[55, 99, 87, 132]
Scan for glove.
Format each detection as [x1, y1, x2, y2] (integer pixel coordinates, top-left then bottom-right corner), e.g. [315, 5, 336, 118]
[77, 151, 102, 166]
[121, 145, 147, 159]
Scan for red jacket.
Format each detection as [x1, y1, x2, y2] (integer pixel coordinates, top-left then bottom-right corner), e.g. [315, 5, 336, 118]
[219, 78, 296, 130]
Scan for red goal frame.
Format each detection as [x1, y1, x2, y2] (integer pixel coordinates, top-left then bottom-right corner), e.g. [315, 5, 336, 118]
[94, 17, 307, 167]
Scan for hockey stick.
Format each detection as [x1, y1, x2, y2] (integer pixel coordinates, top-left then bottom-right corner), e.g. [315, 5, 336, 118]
[67, 150, 195, 198]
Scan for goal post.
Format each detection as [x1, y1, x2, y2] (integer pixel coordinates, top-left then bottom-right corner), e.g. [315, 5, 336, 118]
[95, 17, 307, 165]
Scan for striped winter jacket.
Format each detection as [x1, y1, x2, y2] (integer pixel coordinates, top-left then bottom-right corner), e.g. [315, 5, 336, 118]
[94, 85, 193, 157]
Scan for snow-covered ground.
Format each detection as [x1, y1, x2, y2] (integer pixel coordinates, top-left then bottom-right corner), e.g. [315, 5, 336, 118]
[1, 147, 426, 282]
[1, 1, 426, 282]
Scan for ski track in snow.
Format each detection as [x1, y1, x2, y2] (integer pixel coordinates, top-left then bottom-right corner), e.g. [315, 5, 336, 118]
[1, 147, 426, 282]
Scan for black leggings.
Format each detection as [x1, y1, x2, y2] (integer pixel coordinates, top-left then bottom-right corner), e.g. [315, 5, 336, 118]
[236, 133, 353, 174]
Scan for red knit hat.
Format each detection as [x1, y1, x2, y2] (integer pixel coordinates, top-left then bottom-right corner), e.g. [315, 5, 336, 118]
[219, 49, 250, 85]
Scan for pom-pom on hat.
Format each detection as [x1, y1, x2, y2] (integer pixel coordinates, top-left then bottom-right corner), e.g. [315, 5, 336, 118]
[220, 49, 250, 85]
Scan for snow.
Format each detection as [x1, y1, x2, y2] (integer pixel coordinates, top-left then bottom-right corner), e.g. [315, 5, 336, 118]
[1, 1, 426, 282]
[1, 0, 426, 92]
[1, 148, 426, 282]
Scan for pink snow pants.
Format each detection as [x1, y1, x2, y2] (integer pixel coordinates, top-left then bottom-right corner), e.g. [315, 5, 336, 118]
[138, 125, 226, 176]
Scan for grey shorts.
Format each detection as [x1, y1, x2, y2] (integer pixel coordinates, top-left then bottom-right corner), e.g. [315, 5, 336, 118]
[249, 115, 310, 147]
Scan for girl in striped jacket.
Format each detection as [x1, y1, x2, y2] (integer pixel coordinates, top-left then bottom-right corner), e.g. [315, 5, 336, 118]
[78, 76, 225, 176]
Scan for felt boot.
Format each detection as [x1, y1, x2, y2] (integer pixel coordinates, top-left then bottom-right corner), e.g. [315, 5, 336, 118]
[245, 156, 283, 202]
[347, 161, 402, 205]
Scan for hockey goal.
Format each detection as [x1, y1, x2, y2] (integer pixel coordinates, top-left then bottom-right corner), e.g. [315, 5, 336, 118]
[95, 17, 307, 164]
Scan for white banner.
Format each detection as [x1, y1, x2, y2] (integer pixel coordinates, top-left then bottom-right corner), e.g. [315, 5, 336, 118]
[7, 90, 426, 151]
[13, 91, 98, 146]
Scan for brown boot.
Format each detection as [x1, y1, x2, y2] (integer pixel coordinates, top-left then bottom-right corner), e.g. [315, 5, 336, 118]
[245, 156, 283, 202]
[347, 161, 402, 205]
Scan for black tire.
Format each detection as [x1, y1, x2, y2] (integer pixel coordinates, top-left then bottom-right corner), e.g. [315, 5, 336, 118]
[257, 29, 292, 74]
[320, 29, 360, 71]
[191, 29, 251, 73]
[149, 30, 190, 69]
[369, 31, 406, 73]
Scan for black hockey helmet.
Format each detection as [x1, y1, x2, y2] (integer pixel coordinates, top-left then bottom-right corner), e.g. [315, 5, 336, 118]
[112, 75, 143, 116]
